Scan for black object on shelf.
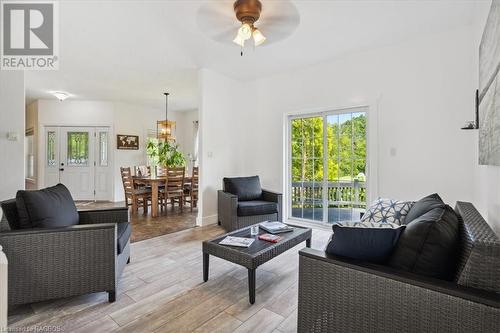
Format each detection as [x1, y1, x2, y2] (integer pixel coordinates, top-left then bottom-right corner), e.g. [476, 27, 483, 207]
[461, 90, 480, 130]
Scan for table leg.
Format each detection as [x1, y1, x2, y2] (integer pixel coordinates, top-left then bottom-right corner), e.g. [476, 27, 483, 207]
[306, 237, 312, 248]
[248, 268, 256, 304]
[203, 253, 209, 282]
[151, 182, 158, 218]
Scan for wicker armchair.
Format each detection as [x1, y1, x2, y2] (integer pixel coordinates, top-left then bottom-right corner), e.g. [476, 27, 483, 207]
[0, 202, 130, 308]
[218, 176, 282, 232]
[297, 202, 500, 333]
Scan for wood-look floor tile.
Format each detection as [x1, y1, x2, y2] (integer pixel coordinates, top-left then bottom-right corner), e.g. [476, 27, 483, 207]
[232, 308, 285, 333]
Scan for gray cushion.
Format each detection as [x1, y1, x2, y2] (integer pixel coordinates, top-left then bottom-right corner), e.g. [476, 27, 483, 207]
[237, 200, 278, 217]
[16, 184, 79, 229]
[223, 176, 262, 201]
[117, 222, 131, 255]
[389, 199, 460, 281]
[404, 193, 444, 224]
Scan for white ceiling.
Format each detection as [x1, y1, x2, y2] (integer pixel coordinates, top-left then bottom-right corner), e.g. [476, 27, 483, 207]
[25, 0, 481, 111]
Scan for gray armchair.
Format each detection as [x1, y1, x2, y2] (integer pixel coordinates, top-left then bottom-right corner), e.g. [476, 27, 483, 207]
[218, 176, 282, 232]
[0, 201, 130, 308]
[297, 202, 500, 332]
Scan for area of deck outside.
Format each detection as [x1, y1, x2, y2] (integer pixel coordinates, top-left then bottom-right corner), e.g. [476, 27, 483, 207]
[291, 180, 366, 223]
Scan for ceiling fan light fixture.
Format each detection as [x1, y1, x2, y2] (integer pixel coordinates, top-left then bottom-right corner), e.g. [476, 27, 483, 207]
[233, 34, 245, 47]
[252, 28, 266, 46]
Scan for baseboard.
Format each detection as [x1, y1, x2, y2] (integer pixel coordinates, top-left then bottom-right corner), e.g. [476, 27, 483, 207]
[198, 214, 218, 226]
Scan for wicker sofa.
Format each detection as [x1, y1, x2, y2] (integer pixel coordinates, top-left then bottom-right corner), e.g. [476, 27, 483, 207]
[218, 176, 282, 232]
[0, 201, 130, 307]
[297, 202, 500, 333]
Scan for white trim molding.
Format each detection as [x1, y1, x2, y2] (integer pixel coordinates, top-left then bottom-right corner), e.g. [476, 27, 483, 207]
[0, 245, 7, 331]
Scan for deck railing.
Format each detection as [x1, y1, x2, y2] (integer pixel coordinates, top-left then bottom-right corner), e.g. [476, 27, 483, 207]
[291, 180, 367, 208]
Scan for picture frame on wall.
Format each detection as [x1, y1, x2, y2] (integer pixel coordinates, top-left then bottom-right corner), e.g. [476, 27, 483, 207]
[117, 135, 139, 150]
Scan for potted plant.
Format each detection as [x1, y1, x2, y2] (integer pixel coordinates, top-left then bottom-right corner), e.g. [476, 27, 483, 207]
[146, 139, 186, 172]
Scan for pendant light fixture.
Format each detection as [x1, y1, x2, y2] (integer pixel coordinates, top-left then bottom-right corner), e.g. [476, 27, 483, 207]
[157, 92, 176, 141]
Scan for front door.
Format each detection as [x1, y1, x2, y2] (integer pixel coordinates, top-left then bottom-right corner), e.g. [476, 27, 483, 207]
[60, 127, 95, 200]
[44, 126, 112, 201]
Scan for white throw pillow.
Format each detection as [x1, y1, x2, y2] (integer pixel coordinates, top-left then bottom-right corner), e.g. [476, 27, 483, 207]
[361, 198, 414, 225]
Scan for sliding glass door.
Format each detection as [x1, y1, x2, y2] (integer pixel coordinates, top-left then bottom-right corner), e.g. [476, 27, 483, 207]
[289, 109, 367, 224]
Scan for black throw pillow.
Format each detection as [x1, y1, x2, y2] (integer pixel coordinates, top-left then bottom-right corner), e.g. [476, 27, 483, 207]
[388, 204, 460, 281]
[326, 222, 405, 263]
[404, 193, 444, 224]
[223, 176, 262, 201]
[16, 184, 79, 228]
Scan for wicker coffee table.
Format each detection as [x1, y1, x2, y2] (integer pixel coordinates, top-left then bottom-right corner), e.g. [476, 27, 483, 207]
[202, 224, 312, 304]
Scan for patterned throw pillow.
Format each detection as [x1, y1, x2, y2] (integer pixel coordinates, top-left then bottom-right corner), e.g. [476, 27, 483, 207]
[335, 221, 402, 228]
[361, 198, 414, 225]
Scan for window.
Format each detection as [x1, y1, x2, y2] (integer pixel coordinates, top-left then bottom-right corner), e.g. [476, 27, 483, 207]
[67, 132, 89, 166]
[99, 132, 108, 166]
[289, 109, 367, 224]
[47, 131, 57, 167]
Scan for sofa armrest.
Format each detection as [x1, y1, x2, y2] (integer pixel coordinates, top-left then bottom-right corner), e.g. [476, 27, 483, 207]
[298, 248, 500, 333]
[0, 224, 117, 305]
[261, 189, 282, 202]
[218, 190, 238, 231]
[78, 207, 129, 225]
[262, 189, 282, 221]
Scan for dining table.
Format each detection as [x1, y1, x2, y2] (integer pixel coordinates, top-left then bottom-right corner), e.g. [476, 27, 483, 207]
[132, 175, 193, 218]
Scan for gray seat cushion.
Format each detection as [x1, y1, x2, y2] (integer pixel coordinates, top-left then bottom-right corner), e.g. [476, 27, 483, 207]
[223, 176, 262, 201]
[15, 184, 79, 229]
[237, 200, 278, 217]
[117, 222, 131, 255]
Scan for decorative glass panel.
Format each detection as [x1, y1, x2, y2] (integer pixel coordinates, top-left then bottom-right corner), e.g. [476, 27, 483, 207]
[47, 131, 56, 166]
[99, 132, 108, 166]
[67, 132, 89, 166]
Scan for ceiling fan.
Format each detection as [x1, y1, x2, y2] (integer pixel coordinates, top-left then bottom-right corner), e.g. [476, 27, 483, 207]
[196, 0, 300, 54]
[232, 0, 266, 48]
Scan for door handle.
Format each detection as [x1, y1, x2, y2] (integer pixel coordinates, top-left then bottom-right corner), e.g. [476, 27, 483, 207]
[59, 168, 64, 171]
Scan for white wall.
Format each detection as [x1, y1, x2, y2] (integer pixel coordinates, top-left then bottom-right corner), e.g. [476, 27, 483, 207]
[199, 25, 480, 225]
[198, 69, 253, 225]
[0, 71, 25, 207]
[472, 0, 500, 235]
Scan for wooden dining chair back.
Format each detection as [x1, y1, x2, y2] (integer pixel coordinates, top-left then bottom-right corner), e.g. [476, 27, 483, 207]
[157, 165, 167, 177]
[135, 165, 151, 177]
[120, 167, 151, 214]
[184, 167, 199, 211]
[120, 167, 135, 200]
[160, 167, 185, 212]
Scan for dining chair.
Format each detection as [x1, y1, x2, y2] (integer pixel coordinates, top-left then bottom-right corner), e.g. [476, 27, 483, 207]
[134, 165, 152, 189]
[184, 166, 199, 212]
[157, 165, 167, 177]
[159, 167, 185, 212]
[134, 165, 151, 177]
[120, 167, 152, 214]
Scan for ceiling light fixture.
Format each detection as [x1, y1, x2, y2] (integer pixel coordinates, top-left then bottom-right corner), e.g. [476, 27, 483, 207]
[157, 92, 176, 141]
[232, 0, 266, 55]
[52, 91, 69, 101]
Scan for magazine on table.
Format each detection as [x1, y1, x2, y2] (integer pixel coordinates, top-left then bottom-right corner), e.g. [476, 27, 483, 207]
[259, 221, 294, 234]
[219, 236, 255, 248]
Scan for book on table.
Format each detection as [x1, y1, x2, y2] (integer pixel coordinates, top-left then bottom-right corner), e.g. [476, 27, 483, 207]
[258, 233, 283, 243]
[259, 221, 294, 234]
[219, 236, 255, 248]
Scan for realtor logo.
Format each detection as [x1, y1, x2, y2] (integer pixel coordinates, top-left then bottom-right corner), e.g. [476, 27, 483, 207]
[1, 1, 59, 70]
